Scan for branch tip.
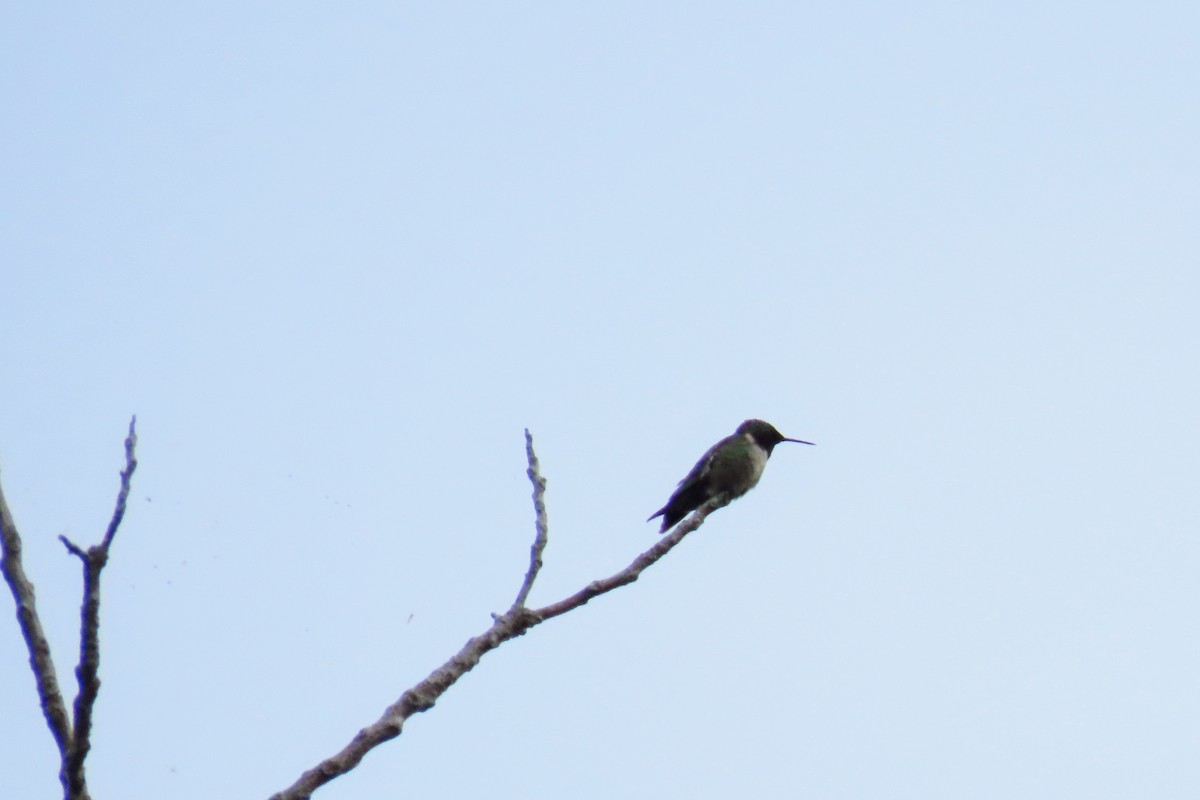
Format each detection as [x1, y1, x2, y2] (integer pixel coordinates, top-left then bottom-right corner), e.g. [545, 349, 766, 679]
[512, 429, 549, 610]
[59, 535, 88, 560]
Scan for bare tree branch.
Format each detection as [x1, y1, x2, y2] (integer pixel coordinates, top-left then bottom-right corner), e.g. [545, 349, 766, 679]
[1, 417, 138, 800]
[57, 415, 138, 800]
[525, 499, 720, 621]
[0, 472, 73, 758]
[510, 428, 548, 610]
[268, 434, 730, 800]
[7, 420, 725, 800]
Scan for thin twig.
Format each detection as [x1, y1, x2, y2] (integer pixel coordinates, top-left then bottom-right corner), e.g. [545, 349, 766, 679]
[511, 429, 548, 610]
[268, 477, 729, 800]
[99, 417, 137, 551]
[59, 537, 87, 559]
[529, 495, 726, 622]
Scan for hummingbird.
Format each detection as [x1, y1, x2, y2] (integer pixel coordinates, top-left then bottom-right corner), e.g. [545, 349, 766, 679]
[648, 419, 814, 533]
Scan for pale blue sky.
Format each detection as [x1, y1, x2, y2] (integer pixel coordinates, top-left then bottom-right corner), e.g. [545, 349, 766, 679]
[3, 3, 1199, 798]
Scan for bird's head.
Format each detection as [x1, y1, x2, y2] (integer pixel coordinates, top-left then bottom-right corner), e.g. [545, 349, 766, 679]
[738, 419, 815, 453]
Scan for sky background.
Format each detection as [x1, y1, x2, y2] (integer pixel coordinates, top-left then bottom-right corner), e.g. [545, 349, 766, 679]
[3, 2, 1199, 798]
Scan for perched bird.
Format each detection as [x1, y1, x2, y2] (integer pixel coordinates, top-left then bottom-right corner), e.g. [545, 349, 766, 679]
[648, 419, 813, 533]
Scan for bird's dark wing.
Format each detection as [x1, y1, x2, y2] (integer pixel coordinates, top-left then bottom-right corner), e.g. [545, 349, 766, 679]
[671, 439, 720, 492]
[647, 436, 727, 531]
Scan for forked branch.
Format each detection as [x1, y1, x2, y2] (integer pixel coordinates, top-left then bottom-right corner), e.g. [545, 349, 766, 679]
[0, 416, 139, 800]
[269, 430, 728, 800]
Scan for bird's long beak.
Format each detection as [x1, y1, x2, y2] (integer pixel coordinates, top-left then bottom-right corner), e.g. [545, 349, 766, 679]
[783, 437, 815, 445]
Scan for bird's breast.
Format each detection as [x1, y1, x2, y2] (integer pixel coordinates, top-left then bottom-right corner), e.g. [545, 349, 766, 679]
[711, 438, 769, 497]
[744, 443, 768, 486]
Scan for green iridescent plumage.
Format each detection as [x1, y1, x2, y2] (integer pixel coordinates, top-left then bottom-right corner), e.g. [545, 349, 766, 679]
[648, 419, 813, 533]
